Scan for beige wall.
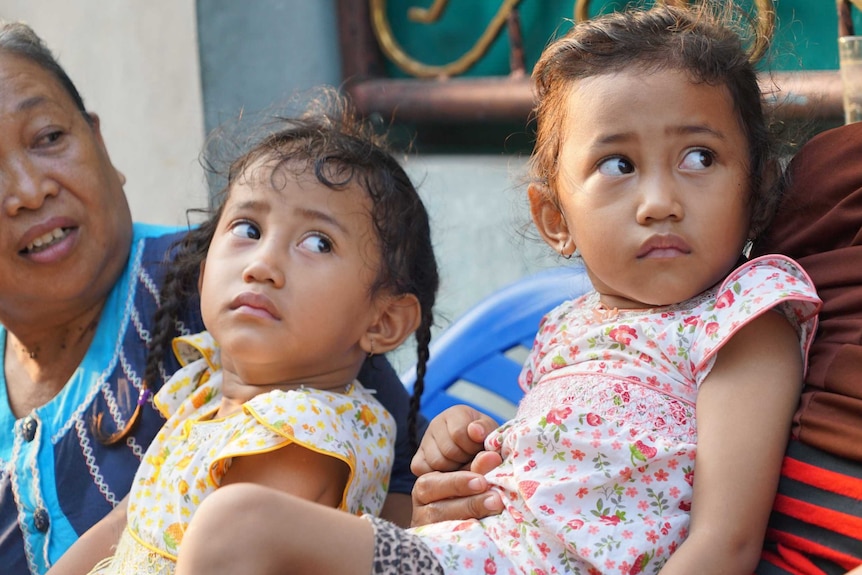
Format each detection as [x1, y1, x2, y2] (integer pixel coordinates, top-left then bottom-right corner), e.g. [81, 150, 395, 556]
[0, 0, 207, 225]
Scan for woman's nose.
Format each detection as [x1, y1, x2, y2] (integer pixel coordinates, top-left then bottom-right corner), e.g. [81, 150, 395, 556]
[1, 156, 60, 216]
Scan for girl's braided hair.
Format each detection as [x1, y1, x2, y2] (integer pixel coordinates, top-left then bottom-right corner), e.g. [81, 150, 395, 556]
[97, 91, 438, 450]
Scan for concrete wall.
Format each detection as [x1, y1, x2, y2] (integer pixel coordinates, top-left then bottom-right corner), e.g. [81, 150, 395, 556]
[0, 0, 207, 226]
[197, 0, 344, 135]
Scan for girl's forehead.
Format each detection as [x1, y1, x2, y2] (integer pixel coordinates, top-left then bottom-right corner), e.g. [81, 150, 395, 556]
[225, 157, 371, 211]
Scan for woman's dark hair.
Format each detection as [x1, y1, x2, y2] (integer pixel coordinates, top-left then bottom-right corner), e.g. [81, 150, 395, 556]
[0, 21, 90, 121]
[530, 3, 780, 240]
[99, 91, 438, 449]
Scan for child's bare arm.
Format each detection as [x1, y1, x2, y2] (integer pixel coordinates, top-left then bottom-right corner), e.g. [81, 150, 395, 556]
[45, 496, 128, 575]
[659, 310, 802, 574]
[221, 442, 350, 508]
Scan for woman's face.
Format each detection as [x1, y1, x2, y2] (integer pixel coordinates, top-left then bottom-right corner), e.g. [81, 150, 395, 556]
[0, 53, 132, 327]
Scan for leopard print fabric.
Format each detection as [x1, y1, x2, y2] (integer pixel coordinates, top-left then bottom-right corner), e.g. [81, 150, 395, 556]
[364, 516, 444, 575]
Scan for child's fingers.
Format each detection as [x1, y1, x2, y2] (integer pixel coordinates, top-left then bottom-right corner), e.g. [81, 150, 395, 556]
[411, 406, 491, 475]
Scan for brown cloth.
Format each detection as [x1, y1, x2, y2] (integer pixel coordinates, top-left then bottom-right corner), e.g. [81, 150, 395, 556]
[754, 123, 862, 462]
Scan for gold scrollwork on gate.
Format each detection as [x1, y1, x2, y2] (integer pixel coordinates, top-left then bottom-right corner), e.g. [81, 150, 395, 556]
[369, 0, 525, 78]
[370, 0, 777, 78]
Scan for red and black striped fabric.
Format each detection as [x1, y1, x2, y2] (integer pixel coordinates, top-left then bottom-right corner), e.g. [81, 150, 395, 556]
[757, 440, 862, 574]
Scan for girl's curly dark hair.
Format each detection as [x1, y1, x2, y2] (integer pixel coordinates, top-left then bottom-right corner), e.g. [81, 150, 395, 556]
[98, 91, 438, 449]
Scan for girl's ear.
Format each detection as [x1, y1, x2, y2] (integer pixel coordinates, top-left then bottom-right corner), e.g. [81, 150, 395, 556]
[528, 183, 575, 257]
[361, 294, 422, 355]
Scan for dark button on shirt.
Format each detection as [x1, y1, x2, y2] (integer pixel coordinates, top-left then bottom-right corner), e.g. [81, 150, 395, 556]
[34, 508, 49, 532]
[22, 416, 37, 442]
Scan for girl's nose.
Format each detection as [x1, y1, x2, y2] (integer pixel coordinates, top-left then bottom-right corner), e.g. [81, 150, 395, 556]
[1, 157, 60, 216]
[635, 175, 684, 224]
[242, 245, 286, 288]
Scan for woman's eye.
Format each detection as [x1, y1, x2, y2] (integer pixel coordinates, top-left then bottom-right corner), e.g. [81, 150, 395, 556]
[229, 221, 261, 240]
[299, 234, 333, 254]
[34, 129, 64, 148]
[597, 157, 634, 176]
[680, 149, 714, 170]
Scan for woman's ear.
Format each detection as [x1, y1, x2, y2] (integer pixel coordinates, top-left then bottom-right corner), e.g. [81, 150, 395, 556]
[528, 183, 575, 257]
[361, 294, 422, 355]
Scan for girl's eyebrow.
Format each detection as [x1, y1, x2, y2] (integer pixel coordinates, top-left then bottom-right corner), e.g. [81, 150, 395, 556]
[593, 131, 634, 146]
[226, 198, 349, 235]
[295, 207, 349, 235]
[667, 125, 727, 140]
[226, 199, 269, 214]
[593, 125, 727, 147]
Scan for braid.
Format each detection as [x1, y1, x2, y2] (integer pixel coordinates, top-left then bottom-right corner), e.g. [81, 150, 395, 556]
[409, 305, 434, 451]
[92, 266, 180, 445]
[94, 214, 217, 446]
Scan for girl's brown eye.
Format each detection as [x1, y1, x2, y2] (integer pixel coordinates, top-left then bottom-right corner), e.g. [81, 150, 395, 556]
[598, 157, 634, 176]
[230, 221, 261, 240]
[680, 149, 714, 170]
[299, 234, 332, 253]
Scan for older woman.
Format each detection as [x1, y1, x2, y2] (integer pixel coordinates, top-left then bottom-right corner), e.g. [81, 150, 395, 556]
[0, 21, 419, 575]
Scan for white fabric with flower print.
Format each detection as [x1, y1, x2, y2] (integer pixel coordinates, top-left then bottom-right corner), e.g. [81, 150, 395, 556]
[410, 255, 819, 575]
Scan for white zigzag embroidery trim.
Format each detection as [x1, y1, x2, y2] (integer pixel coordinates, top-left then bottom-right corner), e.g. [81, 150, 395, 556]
[9, 422, 37, 573]
[139, 263, 161, 304]
[75, 418, 119, 506]
[29, 430, 51, 570]
[130, 302, 151, 350]
[10, 416, 50, 573]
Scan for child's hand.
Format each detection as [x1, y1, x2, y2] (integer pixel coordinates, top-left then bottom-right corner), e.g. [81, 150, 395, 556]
[410, 405, 498, 475]
[409, 405, 504, 527]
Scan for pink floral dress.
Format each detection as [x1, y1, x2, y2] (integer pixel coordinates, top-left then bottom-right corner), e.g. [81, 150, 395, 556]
[411, 256, 820, 575]
[90, 331, 395, 575]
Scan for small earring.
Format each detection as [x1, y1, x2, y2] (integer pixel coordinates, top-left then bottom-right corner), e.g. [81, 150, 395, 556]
[743, 239, 754, 258]
[559, 239, 576, 260]
[367, 339, 375, 358]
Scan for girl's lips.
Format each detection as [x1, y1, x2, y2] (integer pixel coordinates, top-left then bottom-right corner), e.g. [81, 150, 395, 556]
[229, 292, 281, 320]
[636, 234, 692, 258]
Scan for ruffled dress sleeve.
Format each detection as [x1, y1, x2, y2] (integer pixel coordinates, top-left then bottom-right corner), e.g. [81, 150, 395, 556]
[211, 384, 395, 516]
[688, 254, 821, 386]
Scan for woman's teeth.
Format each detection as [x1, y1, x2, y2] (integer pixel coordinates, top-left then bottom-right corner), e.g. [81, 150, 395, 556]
[25, 228, 69, 253]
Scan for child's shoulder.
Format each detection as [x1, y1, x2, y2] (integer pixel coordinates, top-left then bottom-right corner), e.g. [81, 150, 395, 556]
[720, 254, 813, 292]
[715, 255, 820, 317]
[704, 254, 821, 351]
[241, 382, 396, 453]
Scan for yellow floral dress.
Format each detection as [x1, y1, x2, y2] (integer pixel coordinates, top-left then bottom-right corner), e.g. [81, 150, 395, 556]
[91, 331, 395, 575]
